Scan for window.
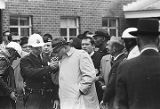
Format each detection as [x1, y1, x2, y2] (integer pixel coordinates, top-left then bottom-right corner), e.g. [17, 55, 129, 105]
[60, 17, 79, 42]
[9, 15, 32, 37]
[102, 17, 119, 37]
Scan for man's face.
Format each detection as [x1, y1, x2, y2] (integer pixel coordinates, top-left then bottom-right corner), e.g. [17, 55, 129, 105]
[31, 46, 42, 55]
[22, 44, 31, 53]
[53, 46, 66, 60]
[93, 36, 105, 47]
[81, 39, 94, 54]
[42, 42, 52, 54]
[107, 42, 114, 55]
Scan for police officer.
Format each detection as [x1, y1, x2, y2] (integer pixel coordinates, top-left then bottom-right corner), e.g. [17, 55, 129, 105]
[0, 42, 22, 109]
[20, 34, 59, 109]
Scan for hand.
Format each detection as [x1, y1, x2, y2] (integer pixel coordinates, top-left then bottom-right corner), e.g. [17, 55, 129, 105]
[53, 100, 59, 109]
[49, 61, 59, 70]
[100, 100, 106, 109]
[10, 91, 17, 102]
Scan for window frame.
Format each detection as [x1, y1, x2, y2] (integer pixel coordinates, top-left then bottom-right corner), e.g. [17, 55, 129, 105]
[102, 17, 119, 37]
[9, 15, 32, 37]
[60, 16, 79, 42]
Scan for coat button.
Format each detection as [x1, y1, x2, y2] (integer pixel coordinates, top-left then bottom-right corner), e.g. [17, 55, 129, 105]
[43, 76, 46, 79]
[43, 82, 46, 84]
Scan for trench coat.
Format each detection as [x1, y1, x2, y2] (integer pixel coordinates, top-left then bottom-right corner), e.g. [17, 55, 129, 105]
[59, 47, 99, 109]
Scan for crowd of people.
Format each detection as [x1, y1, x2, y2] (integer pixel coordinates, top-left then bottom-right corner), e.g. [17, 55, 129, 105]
[0, 18, 160, 109]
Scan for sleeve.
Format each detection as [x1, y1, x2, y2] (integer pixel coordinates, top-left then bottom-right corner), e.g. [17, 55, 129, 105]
[103, 63, 117, 103]
[115, 63, 129, 109]
[0, 58, 14, 95]
[79, 51, 96, 95]
[20, 57, 53, 80]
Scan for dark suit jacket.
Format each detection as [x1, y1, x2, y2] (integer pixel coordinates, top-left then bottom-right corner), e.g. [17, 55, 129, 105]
[116, 49, 160, 109]
[20, 53, 59, 100]
[103, 52, 126, 105]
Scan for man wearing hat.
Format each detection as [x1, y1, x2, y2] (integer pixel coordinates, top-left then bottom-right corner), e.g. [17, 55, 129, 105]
[0, 42, 22, 109]
[93, 29, 110, 102]
[116, 18, 160, 109]
[52, 37, 99, 109]
[20, 34, 59, 109]
[122, 27, 140, 60]
[101, 36, 126, 109]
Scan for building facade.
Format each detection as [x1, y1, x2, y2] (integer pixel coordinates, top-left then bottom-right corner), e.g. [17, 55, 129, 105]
[123, 0, 160, 28]
[1, 0, 135, 41]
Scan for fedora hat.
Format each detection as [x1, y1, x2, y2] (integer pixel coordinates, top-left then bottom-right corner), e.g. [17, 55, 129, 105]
[93, 29, 110, 40]
[129, 19, 160, 37]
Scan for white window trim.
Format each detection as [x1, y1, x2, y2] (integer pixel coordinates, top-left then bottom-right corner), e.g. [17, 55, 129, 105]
[9, 16, 32, 37]
[60, 17, 79, 42]
[102, 17, 119, 37]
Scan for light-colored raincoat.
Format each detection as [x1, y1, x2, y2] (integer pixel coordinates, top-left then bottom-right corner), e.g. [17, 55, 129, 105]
[59, 47, 99, 109]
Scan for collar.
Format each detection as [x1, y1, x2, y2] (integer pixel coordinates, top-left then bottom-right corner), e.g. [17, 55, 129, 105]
[66, 47, 75, 57]
[141, 47, 159, 54]
[114, 52, 124, 61]
[90, 51, 94, 57]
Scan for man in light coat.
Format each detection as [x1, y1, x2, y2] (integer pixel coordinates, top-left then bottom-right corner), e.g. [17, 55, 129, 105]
[52, 38, 99, 109]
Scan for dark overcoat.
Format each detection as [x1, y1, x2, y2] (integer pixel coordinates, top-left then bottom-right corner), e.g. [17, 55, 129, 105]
[103, 53, 126, 109]
[116, 49, 160, 109]
[20, 53, 59, 109]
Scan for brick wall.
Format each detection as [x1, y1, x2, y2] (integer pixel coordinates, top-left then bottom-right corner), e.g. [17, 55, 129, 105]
[2, 0, 135, 38]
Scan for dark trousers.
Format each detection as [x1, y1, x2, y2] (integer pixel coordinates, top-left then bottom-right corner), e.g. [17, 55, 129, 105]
[25, 92, 54, 109]
[95, 81, 104, 102]
[0, 96, 15, 109]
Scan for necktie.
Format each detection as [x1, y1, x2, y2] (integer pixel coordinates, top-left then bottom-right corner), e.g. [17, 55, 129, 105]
[110, 56, 114, 66]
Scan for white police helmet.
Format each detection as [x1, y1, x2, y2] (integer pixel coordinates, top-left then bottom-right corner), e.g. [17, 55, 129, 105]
[7, 41, 22, 56]
[122, 27, 137, 38]
[27, 33, 45, 47]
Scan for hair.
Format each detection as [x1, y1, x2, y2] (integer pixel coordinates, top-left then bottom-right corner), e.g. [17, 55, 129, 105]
[20, 37, 28, 46]
[70, 38, 82, 49]
[81, 36, 95, 45]
[138, 34, 159, 46]
[43, 33, 53, 43]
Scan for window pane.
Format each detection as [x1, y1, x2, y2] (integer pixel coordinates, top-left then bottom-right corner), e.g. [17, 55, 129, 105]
[21, 28, 29, 37]
[60, 28, 67, 36]
[69, 28, 76, 36]
[10, 28, 18, 35]
[109, 19, 116, 27]
[10, 16, 18, 26]
[110, 29, 116, 36]
[20, 17, 29, 26]
[102, 17, 108, 27]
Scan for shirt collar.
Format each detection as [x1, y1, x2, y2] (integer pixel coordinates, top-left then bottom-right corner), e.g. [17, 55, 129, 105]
[90, 51, 94, 57]
[141, 47, 159, 54]
[114, 52, 124, 61]
[66, 47, 75, 57]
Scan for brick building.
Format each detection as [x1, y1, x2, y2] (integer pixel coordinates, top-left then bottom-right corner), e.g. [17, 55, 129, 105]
[0, 0, 136, 41]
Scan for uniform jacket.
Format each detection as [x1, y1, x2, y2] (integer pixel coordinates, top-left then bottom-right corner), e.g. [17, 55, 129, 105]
[116, 49, 160, 109]
[20, 53, 58, 99]
[59, 47, 99, 109]
[103, 52, 126, 107]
